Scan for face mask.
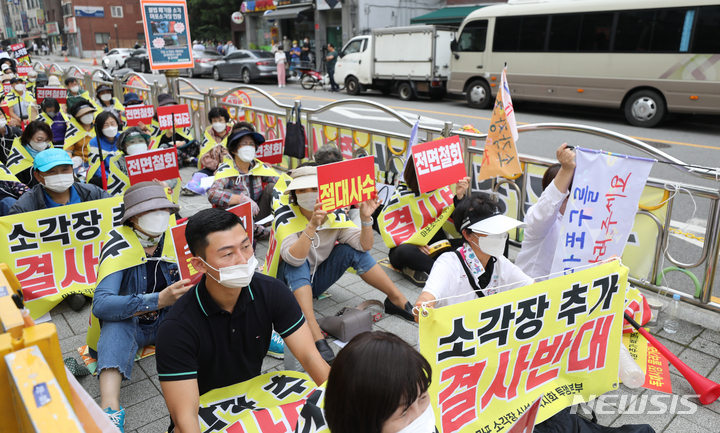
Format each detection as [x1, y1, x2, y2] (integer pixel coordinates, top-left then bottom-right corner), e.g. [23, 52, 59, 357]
[136, 210, 170, 237]
[471, 232, 507, 258]
[29, 140, 47, 151]
[69, 85, 80, 93]
[14, 84, 24, 92]
[80, 113, 94, 125]
[212, 122, 226, 132]
[296, 191, 318, 211]
[45, 111, 56, 118]
[100, 93, 112, 102]
[126, 142, 148, 155]
[28, 77, 36, 82]
[133, 228, 161, 247]
[42, 173, 74, 193]
[102, 126, 118, 138]
[396, 403, 436, 433]
[202, 255, 257, 289]
[238, 146, 255, 163]
[0, 117, 6, 128]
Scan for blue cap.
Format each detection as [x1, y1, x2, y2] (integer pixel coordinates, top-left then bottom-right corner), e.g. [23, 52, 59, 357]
[33, 148, 73, 172]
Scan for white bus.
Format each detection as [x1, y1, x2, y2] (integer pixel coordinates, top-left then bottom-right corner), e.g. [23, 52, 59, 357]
[448, 0, 720, 127]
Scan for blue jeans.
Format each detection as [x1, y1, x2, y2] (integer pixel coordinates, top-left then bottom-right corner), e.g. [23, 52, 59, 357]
[278, 243, 376, 297]
[96, 310, 167, 380]
[0, 197, 17, 216]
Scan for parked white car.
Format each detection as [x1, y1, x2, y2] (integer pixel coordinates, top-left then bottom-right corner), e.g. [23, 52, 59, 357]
[102, 48, 133, 70]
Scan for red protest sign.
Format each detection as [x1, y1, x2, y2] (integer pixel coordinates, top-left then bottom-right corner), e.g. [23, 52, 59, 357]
[35, 87, 67, 105]
[125, 147, 180, 185]
[156, 104, 191, 130]
[3, 84, 10, 96]
[317, 157, 375, 212]
[256, 138, 284, 165]
[17, 66, 33, 76]
[125, 105, 155, 127]
[170, 223, 203, 286]
[227, 202, 254, 245]
[412, 136, 466, 194]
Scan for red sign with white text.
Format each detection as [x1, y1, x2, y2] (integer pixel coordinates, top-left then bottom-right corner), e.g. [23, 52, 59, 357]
[3, 84, 11, 96]
[170, 223, 204, 286]
[256, 138, 284, 165]
[125, 105, 155, 127]
[126, 147, 180, 185]
[156, 104, 191, 130]
[17, 66, 33, 76]
[317, 157, 375, 212]
[412, 135, 466, 194]
[228, 202, 254, 245]
[35, 87, 67, 104]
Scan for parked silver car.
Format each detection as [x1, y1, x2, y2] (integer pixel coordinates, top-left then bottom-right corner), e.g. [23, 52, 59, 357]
[212, 50, 277, 84]
[181, 50, 223, 78]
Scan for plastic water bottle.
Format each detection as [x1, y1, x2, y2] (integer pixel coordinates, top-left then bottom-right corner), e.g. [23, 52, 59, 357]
[663, 294, 681, 334]
[284, 343, 304, 372]
[618, 343, 645, 388]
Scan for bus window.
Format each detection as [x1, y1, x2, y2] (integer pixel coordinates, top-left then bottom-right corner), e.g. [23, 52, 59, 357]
[457, 20, 488, 52]
[652, 8, 695, 52]
[578, 12, 613, 52]
[548, 14, 582, 52]
[615, 10, 654, 52]
[692, 6, 720, 53]
[493, 17, 522, 52]
[518, 15, 549, 52]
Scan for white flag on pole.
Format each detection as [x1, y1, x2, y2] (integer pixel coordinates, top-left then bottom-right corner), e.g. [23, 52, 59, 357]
[501, 66, 518, 142]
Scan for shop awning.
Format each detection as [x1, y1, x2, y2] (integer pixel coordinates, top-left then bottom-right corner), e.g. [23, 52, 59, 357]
[263, 5, 312, 20]
[410, 6, 487, 26]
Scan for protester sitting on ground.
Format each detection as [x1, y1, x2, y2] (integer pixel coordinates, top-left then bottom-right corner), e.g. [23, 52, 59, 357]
[156, 112, 198, 167]
[65, 101, 97, 162]
[114, 127, 178, 191]
[207, 129, 279, 237]
[325, 331, 434, 433]
[65, 77, 95, 111]
[87, 111, 122, 187]
[205, 107, 232, 145]
[25, 70, 38, 95]
[156, 208, 330, 433]
[0, 165, 28, 216]
[413, 192, 534, 316]
[7, 77, 36, 124]
[0, 111, 21, 165]
[383, 158, 471, 287]
[47, 75, 62, 89]
[95, 84, 123, 120]
[271, 164, 415, 365]
[92, 182, 190, 432]
[515, 143, 576, 281]
[122, 92, 143, 107]
[11, 120, 53, 187]
[39, 97, 69, 149]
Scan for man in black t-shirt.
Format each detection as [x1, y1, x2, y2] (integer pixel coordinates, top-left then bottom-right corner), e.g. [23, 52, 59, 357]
[156, 208, 330, 432]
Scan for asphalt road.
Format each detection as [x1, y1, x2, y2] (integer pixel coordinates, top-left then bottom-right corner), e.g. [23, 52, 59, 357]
[43, 56, 720, 298]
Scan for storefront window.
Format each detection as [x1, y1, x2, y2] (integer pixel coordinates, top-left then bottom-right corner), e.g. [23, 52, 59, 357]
[254, 17, 275, 50]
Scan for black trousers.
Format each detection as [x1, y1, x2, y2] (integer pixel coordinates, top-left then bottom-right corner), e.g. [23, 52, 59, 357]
[388, 230, 464, 274]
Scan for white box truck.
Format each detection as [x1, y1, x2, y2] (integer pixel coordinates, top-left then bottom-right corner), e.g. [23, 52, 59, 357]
[334, 25, 455, 100]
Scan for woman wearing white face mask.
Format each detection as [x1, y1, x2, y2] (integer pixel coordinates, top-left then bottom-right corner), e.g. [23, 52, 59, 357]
[204, 107, 232, 145]
[325, 331, 437, 433]
[7, 77, 36, 125]
[65, 101, 98, 164]
[114, 127, 179, 191]
[91, 181, 191, 433]
[6, 120, 54, 187]
[87, 111, 122, 188]
[94, 84, 123, 120]
[414, 193, 534, 316]
[207, 129, 280, 237]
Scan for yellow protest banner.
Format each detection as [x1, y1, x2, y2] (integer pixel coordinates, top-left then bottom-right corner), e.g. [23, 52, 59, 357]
[478, 91, 522, 181]
[0, 196, 124, 319]
[419, 260, 626, 433]
[6, 137, 33, 176]
[196, 371, 326, 433]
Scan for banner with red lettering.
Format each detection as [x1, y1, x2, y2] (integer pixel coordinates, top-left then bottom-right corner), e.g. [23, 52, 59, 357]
[170, 223, 203, 286]
[256, 137, 284, 165]
[11, 43, 30, 64]
[125, 105, 155, 127]
[550, 148, 653, 276]
[157, 104, 191, 130]
[126, 147, 180, 185]
[17, 65, 33, 76]
[228, 202, 253, 246]
[412, 136, 466, 194]
[419, 260, 626, 432]
[35, 87, 68, 104]
[317, 157, 375, 212]
[623, 332, 673, 394]
[478, 83, 522, 181]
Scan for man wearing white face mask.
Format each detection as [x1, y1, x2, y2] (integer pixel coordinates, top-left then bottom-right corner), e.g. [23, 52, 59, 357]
[8, 147, 109, 214]
[156, 208, 330, 433]
[92, 182, 191, 432]
[414, 193, 534, 316]
[7, 77, 36, 125]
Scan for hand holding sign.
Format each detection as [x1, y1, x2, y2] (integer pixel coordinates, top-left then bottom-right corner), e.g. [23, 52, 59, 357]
[412, 136, 466, 194]
[359, 196, 381, 220]
[309, 200, 327, 229]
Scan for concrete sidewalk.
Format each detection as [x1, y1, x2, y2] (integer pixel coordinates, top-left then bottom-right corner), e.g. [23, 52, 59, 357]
[51, 165, 720, 433]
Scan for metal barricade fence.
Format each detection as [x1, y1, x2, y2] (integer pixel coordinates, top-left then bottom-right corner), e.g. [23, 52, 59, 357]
[36, 66, 720, 313]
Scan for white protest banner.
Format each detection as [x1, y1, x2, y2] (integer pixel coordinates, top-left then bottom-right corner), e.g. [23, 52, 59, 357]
[550, 148, 653, 275]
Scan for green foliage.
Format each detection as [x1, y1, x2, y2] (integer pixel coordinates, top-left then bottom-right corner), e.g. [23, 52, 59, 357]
[187, 0, 241, 41]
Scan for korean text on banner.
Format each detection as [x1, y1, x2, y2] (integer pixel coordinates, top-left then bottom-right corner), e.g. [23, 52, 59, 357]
[11, 43, 30, 64]
[419, 260, 626, 433]
[412, 135, 466, 194]
[170, 223, 203, 286]
[478, 87, 522, 181]
[550, 148, 654, 275]
[317, 157, 375, 212]
[126, 147, 180, 185]
[125, 105, 155, 127]
[140, 0, 194, 70]
[35, 87, 67, 105]
[227, 202, 254, 246]
[0, 196, 124, 319]
[378, 186, 455, 248]
[256, 137, 284, 165]
[156, 104, 191, 130]
[500, 67, 518, 142]
[3, 83, 11, 96]
[197, 371, 327, 433]
[16, 65, 33, 77]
